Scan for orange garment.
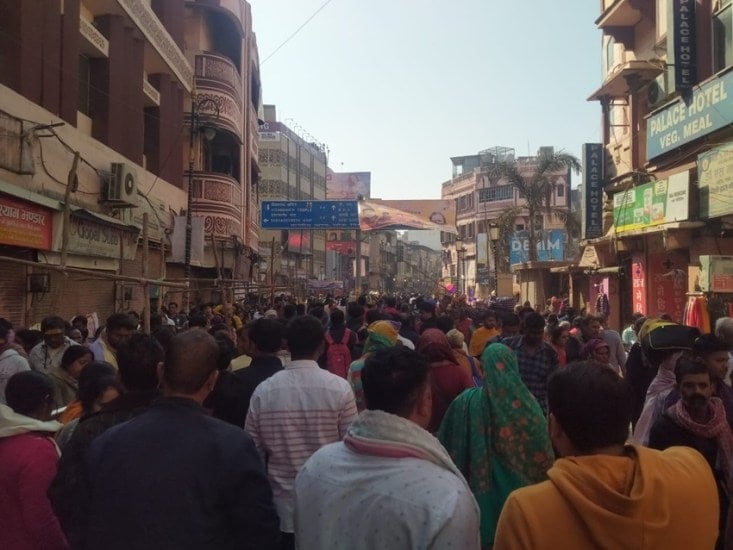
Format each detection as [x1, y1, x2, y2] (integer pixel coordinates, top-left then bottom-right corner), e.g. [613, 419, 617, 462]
[494, 446, 719, 550]
[468, 327, 500, 358]
[451, 349, 481, 382]
[58, 400, 82, 424]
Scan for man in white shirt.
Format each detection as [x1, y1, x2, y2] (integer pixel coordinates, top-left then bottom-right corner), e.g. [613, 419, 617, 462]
[245, 315, 357, 549]
[28, 316, 76, 375]
[294, 346, 480, 549]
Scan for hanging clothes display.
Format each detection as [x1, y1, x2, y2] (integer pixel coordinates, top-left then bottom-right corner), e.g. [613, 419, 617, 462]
[595, 292, 610, 318]
[682, 294, 711, 333]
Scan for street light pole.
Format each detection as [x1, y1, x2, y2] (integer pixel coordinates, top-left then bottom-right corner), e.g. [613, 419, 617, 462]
[489, 223, 500, 295]
[455, 239, 465, 296]
[185, 94, 220, 282]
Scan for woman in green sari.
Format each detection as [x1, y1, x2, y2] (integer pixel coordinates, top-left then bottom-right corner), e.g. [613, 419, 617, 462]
[438, 343, 554, 548]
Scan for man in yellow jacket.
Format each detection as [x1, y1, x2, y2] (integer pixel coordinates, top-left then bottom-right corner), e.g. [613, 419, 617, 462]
[494, 361, 720, 550]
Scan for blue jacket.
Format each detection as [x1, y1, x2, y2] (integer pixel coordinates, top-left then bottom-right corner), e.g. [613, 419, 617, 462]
[85, 397, 280, 550]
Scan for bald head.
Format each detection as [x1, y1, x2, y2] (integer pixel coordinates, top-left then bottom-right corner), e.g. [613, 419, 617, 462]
[163, 330, 219, 395]
[715, 317, 733, 348]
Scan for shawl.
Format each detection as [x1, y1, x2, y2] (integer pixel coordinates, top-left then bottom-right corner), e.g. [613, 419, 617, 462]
[669, 397, 733, 478]
[418, 328, 459, 365]
[632, 351, 683, 445]
[438, 343, 554, 546]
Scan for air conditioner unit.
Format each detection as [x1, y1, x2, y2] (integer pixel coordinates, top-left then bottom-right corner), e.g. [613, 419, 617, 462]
[647, 71, 673, 110]
[105, 162, 138, 207]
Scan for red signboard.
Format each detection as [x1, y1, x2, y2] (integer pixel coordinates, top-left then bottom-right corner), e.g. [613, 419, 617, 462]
[631, 253, 646, 315]
[326, 241, 356, 255]
[0, 195, 53, 250]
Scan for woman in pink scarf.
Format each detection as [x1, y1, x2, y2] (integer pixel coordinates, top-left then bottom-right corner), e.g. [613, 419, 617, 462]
[417, 329, 473, 433]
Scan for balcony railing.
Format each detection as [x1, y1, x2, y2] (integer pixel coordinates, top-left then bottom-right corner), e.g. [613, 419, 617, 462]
[190, 171, 242, 238]
[194, 53, 243, 140]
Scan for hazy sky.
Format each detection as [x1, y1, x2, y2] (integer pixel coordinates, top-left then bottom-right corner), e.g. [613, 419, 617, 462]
[251, 0, 602, 200]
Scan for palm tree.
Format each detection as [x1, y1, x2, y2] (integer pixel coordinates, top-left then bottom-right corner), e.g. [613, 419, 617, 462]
[488, 150, 581, 263]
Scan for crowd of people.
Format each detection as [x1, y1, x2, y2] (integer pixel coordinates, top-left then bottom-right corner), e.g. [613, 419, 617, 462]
[1, 292, 733, 549]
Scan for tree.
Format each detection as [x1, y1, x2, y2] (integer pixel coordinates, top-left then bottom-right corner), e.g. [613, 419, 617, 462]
[489, 150, 581, 263]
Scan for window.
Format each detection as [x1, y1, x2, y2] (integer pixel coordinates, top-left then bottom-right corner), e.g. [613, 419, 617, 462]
[478, 185, 513, 203]
[605, 35, 617, 72]
[78, 55, 91, 115]
[656, 0, 668, 41]
[557, 184, 565, 197]
[714, 0, 733, 72]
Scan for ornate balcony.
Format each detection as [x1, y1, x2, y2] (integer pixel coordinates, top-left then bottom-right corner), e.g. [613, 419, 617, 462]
[190, 172, 242, 239]
[194, 53, 243, 141]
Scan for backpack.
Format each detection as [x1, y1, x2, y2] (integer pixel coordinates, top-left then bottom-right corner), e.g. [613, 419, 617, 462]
[325, 329, 353, 379]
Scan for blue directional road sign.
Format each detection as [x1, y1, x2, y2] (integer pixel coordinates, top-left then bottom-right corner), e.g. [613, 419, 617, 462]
[261, 200, 359, 229]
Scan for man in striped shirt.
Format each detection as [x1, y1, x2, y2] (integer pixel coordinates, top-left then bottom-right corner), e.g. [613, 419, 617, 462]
[245, 315, 358, 549]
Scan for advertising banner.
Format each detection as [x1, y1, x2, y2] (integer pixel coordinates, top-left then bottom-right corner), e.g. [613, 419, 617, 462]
[647, 70, 733, 160]
[326, 171, 371, 200]
[581, 143, 604, 239]
[612, 172, 689, 233]
[631, 253, 646, 315]
[698, 142, 733, 218]
[509, 229, 565, 265]
[358, 199, 456, 232]
[326, 241, 356, 255]
[0, 195, 53, 250]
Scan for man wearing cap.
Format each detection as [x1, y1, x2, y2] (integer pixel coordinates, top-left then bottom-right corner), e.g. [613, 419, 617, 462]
[29, 316, 77, 375]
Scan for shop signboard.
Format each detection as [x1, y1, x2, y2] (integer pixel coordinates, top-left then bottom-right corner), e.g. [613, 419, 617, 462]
[509, 229, 565, 265]
[647, 70, 733, 160]
[0, 194, 53, 250]
[581, 143, 604, 239]
[698, 142, 733, 218]
[612, 172, 689, 233]
[646, 251, 687, 322]
[631, 253, 646, 315]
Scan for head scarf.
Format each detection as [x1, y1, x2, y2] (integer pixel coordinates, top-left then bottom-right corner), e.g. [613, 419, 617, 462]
[438, 343, 554, 546]
[582, 338, 609, 359]
[417, 328, 458, 365]
[362, 320, 399, 356]
[445, 328, 465, 349]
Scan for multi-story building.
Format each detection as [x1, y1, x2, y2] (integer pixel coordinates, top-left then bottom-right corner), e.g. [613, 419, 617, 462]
[257, 105, 327, 298]
[0, 0, 261, 326]
[440, 146, 572, 305]
[584, 0, 733, 328]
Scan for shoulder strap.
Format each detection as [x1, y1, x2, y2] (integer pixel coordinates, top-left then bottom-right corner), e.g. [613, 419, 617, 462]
[325, 332, 334, 345]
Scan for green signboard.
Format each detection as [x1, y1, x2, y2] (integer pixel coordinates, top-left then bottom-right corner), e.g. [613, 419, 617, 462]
[612, 175, 689, 233]
[698, 142, 733, 219]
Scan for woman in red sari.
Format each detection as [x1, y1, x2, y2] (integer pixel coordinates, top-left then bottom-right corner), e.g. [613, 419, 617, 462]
[417, 328, 474, 433]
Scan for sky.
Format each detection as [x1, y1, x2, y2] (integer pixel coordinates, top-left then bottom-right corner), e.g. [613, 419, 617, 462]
[250, 0, 603, 201]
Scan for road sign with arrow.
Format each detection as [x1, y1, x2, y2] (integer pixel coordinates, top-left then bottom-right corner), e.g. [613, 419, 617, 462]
[261, 200, 359, 229]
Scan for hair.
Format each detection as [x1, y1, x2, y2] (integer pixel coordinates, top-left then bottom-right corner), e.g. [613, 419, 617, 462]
[116, 333, 164, 391]
[385, 296, 397, 308]
[187, 312, 207, 328]
[347, 302, 364, 321]
[214, 334, 236, 371]
[41, 315, 66, 333]
[60, 346, 94, 372]
[502, 313, 520, 328]
[693, 333, 730, 359]
[285, 315, 325, 358]
[152, 326, 176, 353]
[435, 314, 454, 334]
[5, 370, 53, 416]
[106, 312, 137, 331]
[522, 312, 546, 332]
[283, 303, 297, 319]
[71, 315, 88, 327]
[15, 329, 42, 352]
[715, 317, 733, 346]
[77, 362, 120, 414]
[168, 302, 178, 308]
[550, 324, 569, 345]
[0, 318, 11, 339]
[330, 308, 345, 327]
[361, 347, 430, 417]
[547, 361, 632, 453]
[163, 331, 219, 394]
[675, 357, 711, 386]
[243, 318, 282, 354]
